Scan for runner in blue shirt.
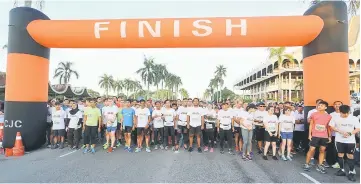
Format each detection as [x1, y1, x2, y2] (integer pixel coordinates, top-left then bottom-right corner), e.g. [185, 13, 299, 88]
[121, 99, 136, 152]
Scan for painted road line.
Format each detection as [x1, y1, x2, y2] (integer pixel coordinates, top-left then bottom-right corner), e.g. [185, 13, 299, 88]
[300, 173, 321, 184]
[59, 150, 77, 158]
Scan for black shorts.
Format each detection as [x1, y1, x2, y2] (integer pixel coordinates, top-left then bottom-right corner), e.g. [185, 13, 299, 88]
[310, 137, 328, 147]
[264, 131, 277, 142]
[177, 125, 188, 134]
[234, 127, 241, 134]
[52, 129, 65, 137]
[336, 142, 356, 154]
[137, 127, 151, 135]
[124, 126, 132, 133]
[255, 127, 265, 141]
[189, 126, 201, 135]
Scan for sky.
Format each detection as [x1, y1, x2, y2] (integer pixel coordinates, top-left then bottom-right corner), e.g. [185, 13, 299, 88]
[0, 0, 311, 97]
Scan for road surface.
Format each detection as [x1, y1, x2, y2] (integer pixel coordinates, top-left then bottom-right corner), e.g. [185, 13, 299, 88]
[0, 145, 359, 183]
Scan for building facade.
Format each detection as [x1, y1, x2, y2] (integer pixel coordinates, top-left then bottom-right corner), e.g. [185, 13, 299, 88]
[233, 16, 360, 102]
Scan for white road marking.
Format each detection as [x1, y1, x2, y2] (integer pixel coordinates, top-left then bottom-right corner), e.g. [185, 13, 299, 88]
[300, 173, 321, 184]
[59, 150, 77, 158]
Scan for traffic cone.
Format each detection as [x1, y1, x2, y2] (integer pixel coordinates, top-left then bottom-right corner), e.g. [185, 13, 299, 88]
[12, 132, 24, 156]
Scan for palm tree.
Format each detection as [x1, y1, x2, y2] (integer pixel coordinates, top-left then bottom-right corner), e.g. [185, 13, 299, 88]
[267, 47, 294, 101]
[173, 75, 182, 99]
[305, 0, 359, 16]
[294, 79, 304, 100]
[203, 88, 212, 101]
[132, 80, 143, 99]
[98, 74, 114, 97]
[136, 56, 155, 98]
[179, 88, 189, 99]
[53, 61, 79, 84]
[113, 79, 124, 96]
[153, 64, 168, 90]
[165, 73, 176, 99]
[214, 65, 227, 102]
[209, 78, 218, 102]
[123, 78, 133, 98]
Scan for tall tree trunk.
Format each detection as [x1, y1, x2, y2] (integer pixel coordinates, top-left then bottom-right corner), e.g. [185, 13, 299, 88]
[278, 73, 282, 101]
[147, 83, 150, 100]
[219, 85, 222, 102]
[106, 87, 108, 97]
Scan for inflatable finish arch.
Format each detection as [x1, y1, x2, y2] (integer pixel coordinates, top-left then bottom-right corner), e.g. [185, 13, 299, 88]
[4, 1, 349, 150]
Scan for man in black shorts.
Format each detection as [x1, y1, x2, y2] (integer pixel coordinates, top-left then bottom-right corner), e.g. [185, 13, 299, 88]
[187, 98, 205, 153]
[330, 105, 360, 182]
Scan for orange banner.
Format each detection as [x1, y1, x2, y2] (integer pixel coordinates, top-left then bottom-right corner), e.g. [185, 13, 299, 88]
[27, 16, 323, 48]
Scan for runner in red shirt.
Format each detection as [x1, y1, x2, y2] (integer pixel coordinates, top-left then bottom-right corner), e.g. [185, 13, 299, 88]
[303, 101, 332, 174]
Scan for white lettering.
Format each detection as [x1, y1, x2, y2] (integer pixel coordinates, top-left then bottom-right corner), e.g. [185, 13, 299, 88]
[94, 22, 110, 39]
[139, 21, 161, 38]
[120, 21, 127, 38]
[192, 20, 212, 37]
[173, 20, 180, 37]
[226, 19, 247, 36]
[4, 120, 22, 128]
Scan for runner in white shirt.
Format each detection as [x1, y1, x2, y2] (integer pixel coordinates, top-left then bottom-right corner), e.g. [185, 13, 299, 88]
[204, 104, 217, 153]
[102, 98, 119, 152]
[152, 101, 164, 150]
[329, 101, 343, 169]
[217, 102, 235, 155]
[135, 99, 151, 153]
[329, 105, 360, 182]
[263, 106, 279, 160]
[162, 100, 177, 151]
[176, 99, 189, 150]
[51, 102, 67, 149]
[67, 103, 83, 149]
[279, 107, 296, 161]
[293, 105, 305, 152]
[232, 101, 244, 153]
[187, 98, 205, 153]
[240, 104, 257, 161]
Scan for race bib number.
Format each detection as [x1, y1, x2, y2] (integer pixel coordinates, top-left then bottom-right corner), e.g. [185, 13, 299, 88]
[315, 124, 326, 131]
[206, 123, 213, 129]
[178, 121, 186, 126]
[284, 127, 292, 131]
[269, 126, 276, 131]
[222, 124, 231, 130]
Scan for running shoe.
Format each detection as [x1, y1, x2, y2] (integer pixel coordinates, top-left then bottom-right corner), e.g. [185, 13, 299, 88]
[188, 147, 193, 152]
[135, 147, 141, 153]
[303, 164, 311, 171]
[242, 155, 248, 161]
[286, 155, 293, 161]
[83, 147, 89, 154]
[335, 169, 346, 176]
[127, 147, 133, 153]
[316, 164, 327, 174]
[250, 152, 254, 158]
[204, 146, 209, 152]
[322, 161, 330, 168]
[247, 154, 253, 161]
[103, 144, 109, 150]
[91, 147, 96, 154]
[51, 144, 58, 149]
[72, 146, 77, 150]
[165, 146, 169, 151]
[174, 149, 179, 154]
[197, 147, 202, 153]
[263, 155, 268, 160]
[257, 149, 262, 154]
[347, 172, 356, 182]
[151, 141, 155, 146]
[81, 145, 86, 149]
[160, 145, 164, 150]
[228, 149, 235, 155]
[116, 141, 121, 147]
[239, 151, 243, 156]
[210, 148, 214, 153]
[146, 147, 151, 153]
[107, 147, 113, 153]
[272, 156, 278, 160]
[332, 162, 340, 169]
[171, 146, 175, 151]
[220, 149, 224, 154]
[103, 143, 108, 148]
[124, 146, 129, 150]
[59, 143, 64, 149]
[281, 155, 287, 161]
[46, 144, 51, 148]
[154, 145, 159, 150]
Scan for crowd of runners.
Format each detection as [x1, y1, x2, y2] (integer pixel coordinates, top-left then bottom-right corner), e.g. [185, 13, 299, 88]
[47, 97, 360, 182]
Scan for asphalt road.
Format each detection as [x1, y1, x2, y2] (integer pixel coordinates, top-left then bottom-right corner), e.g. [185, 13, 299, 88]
[0, 144, 359, 183]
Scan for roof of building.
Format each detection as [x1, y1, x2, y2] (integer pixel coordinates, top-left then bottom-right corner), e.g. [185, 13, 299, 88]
[233, 15, 360, 86]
